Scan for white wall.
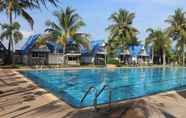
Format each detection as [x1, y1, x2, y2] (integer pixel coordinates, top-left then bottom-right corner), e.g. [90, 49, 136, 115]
[48, 53, 64, 64]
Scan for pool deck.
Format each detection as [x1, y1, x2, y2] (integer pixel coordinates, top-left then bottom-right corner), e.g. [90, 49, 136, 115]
[1, 69, 186, 118]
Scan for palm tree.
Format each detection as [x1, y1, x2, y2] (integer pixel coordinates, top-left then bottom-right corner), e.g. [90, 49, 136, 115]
[45, 7, 90, 54]
[166, 8, 186, 66]
[0, 22, 23, 64]
[0, 22, 23, 43]
[0, 0, 59, 64]
[145, 28, 171, 65]
[106, 9, 139, 52]
[0, 0, 59, 29]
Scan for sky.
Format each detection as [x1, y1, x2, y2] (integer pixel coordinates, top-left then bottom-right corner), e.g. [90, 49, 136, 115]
[1, 0, 186, 43]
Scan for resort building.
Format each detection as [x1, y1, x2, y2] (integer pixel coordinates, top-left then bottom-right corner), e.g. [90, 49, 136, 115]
[79, 44, 91, 65]
[65, 38, 81, 65]
[137, 48, 149, 65]
[14, 35, 96, 66]
[92, 40, 107, 65]
[119, 45, 150, 65]
[29, 47, 50, 65]
[47, 41, 64, 65]
[2, 34, 151, 66]
[119, 49, 132, 64]
[15, 34, 56, 65]
[0, 32, 112, 66]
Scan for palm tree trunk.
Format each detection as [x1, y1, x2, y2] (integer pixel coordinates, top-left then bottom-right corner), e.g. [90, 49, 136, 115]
[122, 40, 125, 64]
[163, 49, 166, 65]
[8, 12, 14, 65]
[183, 44, 185, 66]
[63, 45, 66, 64]
[5, 39, 11, 64]
[183, 52, 185, 66]
[152, 47, 154, 64]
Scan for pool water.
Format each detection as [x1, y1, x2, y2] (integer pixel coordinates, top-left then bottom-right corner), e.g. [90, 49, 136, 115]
[22, 68, 186, 108]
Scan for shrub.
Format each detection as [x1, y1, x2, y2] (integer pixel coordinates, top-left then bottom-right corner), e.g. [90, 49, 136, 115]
[107, 58, 119, 65]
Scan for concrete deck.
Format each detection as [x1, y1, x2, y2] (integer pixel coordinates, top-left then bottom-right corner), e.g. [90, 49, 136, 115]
[1, 69, 186, 118]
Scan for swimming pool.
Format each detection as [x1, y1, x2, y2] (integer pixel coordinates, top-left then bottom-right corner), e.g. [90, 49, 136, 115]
[22, 67, 186, 108]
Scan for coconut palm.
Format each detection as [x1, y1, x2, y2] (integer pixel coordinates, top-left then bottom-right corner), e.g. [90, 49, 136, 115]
[166, 8, 186, 66]
[0, 22, 23, 64]
[0, 0, 35, 64]
[0, 22, 23, 43]
[106, 9, 139, 51]
[145, 28, 171, 65]
[0, 0, 59, 29]
[45, 7, 90, 54]
[0, 0, 59, 64]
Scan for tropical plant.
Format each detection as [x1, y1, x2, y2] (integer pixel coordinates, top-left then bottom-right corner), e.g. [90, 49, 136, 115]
[35, 36, 46, 48]
[0, 22, 23, 43]
[145, 28, 171, 65]
[166, 8, 186, 66]
[0, 0, 59, 64]
[0, 22, 23, 64]
[0, 0, 59, 29]
[45, 7, 90, 54]
[106, 9, 139, 53]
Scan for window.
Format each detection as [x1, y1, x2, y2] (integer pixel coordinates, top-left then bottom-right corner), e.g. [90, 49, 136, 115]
[32, 52, 38, 57]
[32, 52, 48, 58]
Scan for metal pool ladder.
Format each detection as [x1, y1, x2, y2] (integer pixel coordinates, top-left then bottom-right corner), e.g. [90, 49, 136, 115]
[80, 85, 112, 111]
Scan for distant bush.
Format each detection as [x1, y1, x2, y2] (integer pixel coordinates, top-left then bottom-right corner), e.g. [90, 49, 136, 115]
[15, 64, 24, 68]
[107, 58, 119, 65]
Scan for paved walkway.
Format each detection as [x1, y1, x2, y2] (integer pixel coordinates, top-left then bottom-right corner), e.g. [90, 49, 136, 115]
[0, 69, 77, 118]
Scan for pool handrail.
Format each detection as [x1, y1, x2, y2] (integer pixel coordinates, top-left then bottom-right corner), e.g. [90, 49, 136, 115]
[95, 85, 112, 111]
[80, 86, 97, 104]
[80, 85, 112, 111]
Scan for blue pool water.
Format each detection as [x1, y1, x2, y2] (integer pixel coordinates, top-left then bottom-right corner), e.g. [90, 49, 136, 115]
[22, 68, 186, 108]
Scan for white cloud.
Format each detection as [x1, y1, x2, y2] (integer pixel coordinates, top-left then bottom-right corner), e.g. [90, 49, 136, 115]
[21, 31, 34, 38]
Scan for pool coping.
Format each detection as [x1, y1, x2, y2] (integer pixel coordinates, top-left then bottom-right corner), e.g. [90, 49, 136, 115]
[12, 65, 186, 72]
[81, 89, 186, 111]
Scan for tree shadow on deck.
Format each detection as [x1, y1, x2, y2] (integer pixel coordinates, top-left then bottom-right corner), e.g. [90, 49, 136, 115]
[177, 90, 186, 98]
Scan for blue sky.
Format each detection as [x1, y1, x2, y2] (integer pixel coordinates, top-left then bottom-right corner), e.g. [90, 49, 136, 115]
[1, 0, 186, 43]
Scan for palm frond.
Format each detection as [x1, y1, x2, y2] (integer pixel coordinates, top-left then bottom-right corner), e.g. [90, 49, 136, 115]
[45, 20, 61, 31]
[73, 33, 90, 48]
[13, 31, 23, 43]
[20, 9, 34, 29]
[45, 7, 89, 48]
[107, 9, 138, 49]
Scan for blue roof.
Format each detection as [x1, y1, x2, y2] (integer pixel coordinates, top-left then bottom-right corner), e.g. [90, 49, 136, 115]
[128, 45, 144, 57]
[66, 37, 90, 54]
[46, 41, 63, 53]
[91, 40, 104, 49]
[1, 40, 9, 50]
[67, 37, 75, 45]
[117, 45, 151, 57]
[79, 44, 89, 54]
[46, 38, 90, 54]
[91, 40, 106, 57]
[0, 41, 6, 50]
[16, 34, 40, 55]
